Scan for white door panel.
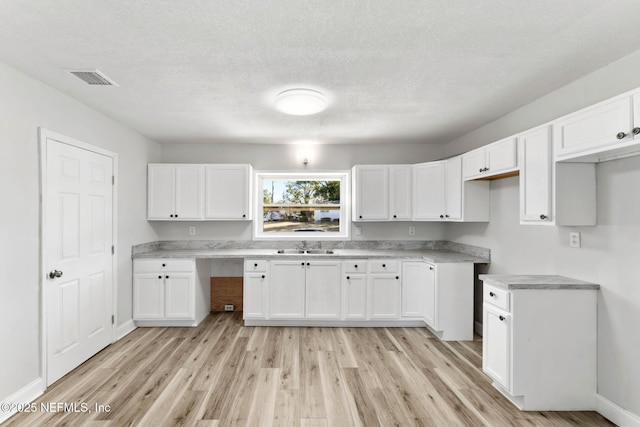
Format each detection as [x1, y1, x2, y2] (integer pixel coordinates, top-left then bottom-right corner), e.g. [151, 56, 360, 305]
[45, 137, 114, 385]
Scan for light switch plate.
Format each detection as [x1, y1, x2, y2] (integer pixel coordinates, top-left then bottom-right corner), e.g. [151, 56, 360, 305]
[189, 226, 196, 236]
[569, 232, 581, 248]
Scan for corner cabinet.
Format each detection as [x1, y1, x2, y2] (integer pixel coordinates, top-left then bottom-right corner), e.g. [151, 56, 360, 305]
[481, 278, 598, 410]
[147, 164, 204, 220]
[204, 164, 252, 220]
[133, 258, 210, 326]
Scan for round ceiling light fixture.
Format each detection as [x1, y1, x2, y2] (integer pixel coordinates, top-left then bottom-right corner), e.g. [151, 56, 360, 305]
[275, 88, 328, 116]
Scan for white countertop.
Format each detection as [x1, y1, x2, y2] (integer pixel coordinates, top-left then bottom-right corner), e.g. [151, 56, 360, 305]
[479, 274, 599, 290]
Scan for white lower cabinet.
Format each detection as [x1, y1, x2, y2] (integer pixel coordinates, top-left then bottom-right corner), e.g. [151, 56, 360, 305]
[243, 260, 269, 319]
[401, 262, 425, 318]
[269, 261, 306, 319]
[481, 279, 598, 410]
[306, 261, 342, 319]
[367, 260, 401, 319]
[342, 261, 367, 320]
[133, 258, 210, 326]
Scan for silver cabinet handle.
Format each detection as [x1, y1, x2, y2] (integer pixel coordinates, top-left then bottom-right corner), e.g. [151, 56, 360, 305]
[48, 270, 63, 279]
[617, 132, 627, 140]
[634, 127, 640, 135]
[540, 214, 548, 220]
[499, 315, 505, 321]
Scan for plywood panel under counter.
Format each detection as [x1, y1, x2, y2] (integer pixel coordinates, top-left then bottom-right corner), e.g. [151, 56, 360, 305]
[210, 277, 243, 312]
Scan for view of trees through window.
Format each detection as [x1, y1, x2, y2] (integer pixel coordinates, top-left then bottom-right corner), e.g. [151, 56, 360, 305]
[262, 179, 341, 233]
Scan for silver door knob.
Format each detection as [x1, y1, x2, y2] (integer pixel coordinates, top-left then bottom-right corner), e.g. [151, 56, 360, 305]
[49, 270, 63, 279]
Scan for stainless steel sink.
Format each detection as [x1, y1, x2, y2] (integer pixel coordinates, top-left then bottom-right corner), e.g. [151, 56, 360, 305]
[275, 249, 336, 255]
[305, 249, 335, 255]
[276, 249, 306, 254]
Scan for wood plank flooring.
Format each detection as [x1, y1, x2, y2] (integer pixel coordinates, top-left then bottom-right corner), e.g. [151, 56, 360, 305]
[4, 313, 613, 426]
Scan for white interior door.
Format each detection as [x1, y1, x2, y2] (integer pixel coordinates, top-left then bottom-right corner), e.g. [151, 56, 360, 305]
[44, 136, 114, 385]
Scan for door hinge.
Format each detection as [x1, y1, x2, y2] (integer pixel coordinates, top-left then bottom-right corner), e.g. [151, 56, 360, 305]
[111, 245, 115, 255]
[111, 315, 115, 325]
[112, 175, 115, 185]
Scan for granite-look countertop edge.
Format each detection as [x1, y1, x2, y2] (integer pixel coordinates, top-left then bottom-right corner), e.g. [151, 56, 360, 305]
[479, 274, 600, 290]
[132, 248, 489, 264]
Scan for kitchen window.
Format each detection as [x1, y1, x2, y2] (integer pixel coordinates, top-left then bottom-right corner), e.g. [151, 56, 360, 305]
[254, 172, 350, 240]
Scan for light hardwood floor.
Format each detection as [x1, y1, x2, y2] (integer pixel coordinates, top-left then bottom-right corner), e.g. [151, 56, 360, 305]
[4, 312, 613, 426]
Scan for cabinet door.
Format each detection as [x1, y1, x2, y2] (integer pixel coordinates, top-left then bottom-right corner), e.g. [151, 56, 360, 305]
[353, 166, 389, 221]
[164, 273, 195, 319]
[205, 165, 251, 220]
[342, 274, 367, 320]
[389, 166, 412, 220]
[147, 165, 175, 219]
[634, 93, 640, 138]
[483, 305, 511, 391]
[367, 275, 401, 319]
[423, 264, 436, 328]
[462, 148, 486, 180]
[445, 156, 462, 221]
[306, 261, 341, 319]
[519, 125, 552, 223]
[412, 162, 446, 220]
[175, 165, 204, 219]
[244, 273, 268, 319]
[401, 262, 425, 318]
[554, 96, 633, 158]
[133, 274, 165, 319]
[486, 137, 518, 175]
[269, 261, 306, 319]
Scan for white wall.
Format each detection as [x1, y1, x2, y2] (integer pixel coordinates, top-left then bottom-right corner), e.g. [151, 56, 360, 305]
[0, 62, 160, 402]
[441, 50, 640, 416]
[158, 141, 448, 241]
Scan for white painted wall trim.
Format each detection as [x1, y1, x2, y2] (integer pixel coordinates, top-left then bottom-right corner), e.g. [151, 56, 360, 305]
[0, 378, 45, 424]
[116, 319, 137, 340]
[596, 394, 640, 427]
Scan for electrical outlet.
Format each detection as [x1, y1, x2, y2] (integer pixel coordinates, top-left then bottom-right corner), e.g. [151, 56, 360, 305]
[224, 304, 234, 311]
[355, 226, 362, 236]
[189, 226, 196, 236]
[569, 232, 581, 248]
[409, 226, 415, 236]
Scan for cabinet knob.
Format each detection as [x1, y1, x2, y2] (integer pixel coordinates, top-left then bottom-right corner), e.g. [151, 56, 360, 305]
[170, 214, 174, 218]
[165, 275, 169, 279]
[439, 214, 444, 219]
[301, 262, 305, 266]
[489, 291, 495, 297]
[175, 214, 178, 218]
[393, 215, 397, 218]
[499, 315, 505, 321]
[634, 127, 640, 136]
[445, 214, 449, 218]
[261, 275, 265, 279]
[242, 214, 246, 218]
[162, 263, 166, 267]
[359, 215, 363, 219]
[539, 214, 548, 220]
[382, 264, 386, 268]
[479, 168, 483, 173]
[254, 263, 258, 267]
[395, 276, 399, 280]
[346, 276, 350, 280]
[354, 264, 358, 268]
[158, 275, 162, 279]
[429, 267, 434, 271]
[306, 262, 310, 266]
[617, 131, 627, 140]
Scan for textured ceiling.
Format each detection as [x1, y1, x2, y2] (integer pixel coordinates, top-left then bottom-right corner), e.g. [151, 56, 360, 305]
[2, 0, 640, 145]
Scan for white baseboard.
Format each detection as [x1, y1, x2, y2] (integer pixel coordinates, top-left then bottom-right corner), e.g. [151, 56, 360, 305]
[596, 393, 640, 427]
[116, 319, 136, 340]
[0, 377, 45, 424]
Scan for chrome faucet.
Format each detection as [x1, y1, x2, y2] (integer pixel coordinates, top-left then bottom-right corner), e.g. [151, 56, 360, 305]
[300, 240, 308, 251]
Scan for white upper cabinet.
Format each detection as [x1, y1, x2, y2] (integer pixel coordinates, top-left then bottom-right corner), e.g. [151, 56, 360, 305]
[519, 124, 596, 226]
[519, 125, 552, 223]
[352, 165, 389, 221]
[204, 164, 252, 220]
[553, 94, 637, 161]
[148, 164, 204, 220]
[412, 161, 446, 220]
[444, 156, 463, 221]
[389, 165, 412, 220]
[463, 136, 518, 180]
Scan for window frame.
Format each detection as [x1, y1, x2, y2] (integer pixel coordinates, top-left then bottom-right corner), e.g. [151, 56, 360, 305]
[253, 171, 351, 241]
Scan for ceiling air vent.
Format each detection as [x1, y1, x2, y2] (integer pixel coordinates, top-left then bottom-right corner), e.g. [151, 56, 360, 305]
[68, 69, 118, 86]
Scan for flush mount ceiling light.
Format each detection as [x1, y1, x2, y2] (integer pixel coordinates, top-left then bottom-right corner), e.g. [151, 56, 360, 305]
[275, 88, 328, 116]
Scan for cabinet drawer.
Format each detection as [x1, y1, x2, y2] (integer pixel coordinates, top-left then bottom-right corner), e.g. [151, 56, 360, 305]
[369, 260, 398, 274]
[245, 260, 268, 272]
[342, 260, 367, 273]
[134, 259, 194, 273]
[483, 284, 510, 312]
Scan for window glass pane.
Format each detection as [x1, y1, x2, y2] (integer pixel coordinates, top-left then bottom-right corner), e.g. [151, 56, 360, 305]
[262, 179, 341, 233]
